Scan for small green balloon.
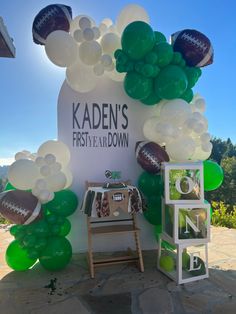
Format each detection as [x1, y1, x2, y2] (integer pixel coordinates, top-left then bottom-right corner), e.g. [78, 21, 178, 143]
[121, 21, 155, 60]
[39, 236, 72, 271]
[51, 224, 62, 235]
[44, 190, 79, 217]
[59, 219, 71, 237]
[34, 237, 48, 251]
[28, 219, 50, 237]
[138, 172, 164, 197]
[124, 72, 152, 100]
[145, 51, 158, 64]
[154, 65, 188, 99]
[27, 248, 40, 260]
[154, 31, 167, 44]
[10, 225, 22, 236]
[203, 160, 224, 191]
[159, 254, 175, 272]
[154, 42, 173, 67]
[5, 240, 37, 271]
[180, 88, 194, 103]
[184, 66, 201, 88]
[141, 91, 161, 106]
[23, 234, 37, 248]
[171, 52, 183, 65]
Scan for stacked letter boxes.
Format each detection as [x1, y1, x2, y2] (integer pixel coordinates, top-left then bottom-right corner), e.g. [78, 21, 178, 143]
[157, 162, 210, 284]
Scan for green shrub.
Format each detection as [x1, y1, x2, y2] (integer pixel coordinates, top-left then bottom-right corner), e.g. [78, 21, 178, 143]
[211, 201, 236, 229]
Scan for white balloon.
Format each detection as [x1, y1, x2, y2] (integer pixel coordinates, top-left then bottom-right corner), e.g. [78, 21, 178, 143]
[92, 27, 100, 39]
[50, 162, 62, 174]
[45, 172, 67, 192]
[66, 60, 98, 92]
[93, 63, 104, 76]
[79, 40, 102, 65]
[37, 140, 71, 167]
[79, 16, 92, 30]
[99, 23, 108, 35]
[38, 189, 51, 203]
[202, 141, 213, 152]
[70, 15, 95, 35]
[191, 145, 212, 161]
[101, 33, 120, 54]
[108, 25, 117, 34]
[201, 132, 211, 143]
[194, 98, 206, 113]
[32, 187, 41, 197]
[166, 136, 196, 161]
[73, 29, 83, 42]
[101, 18, 113, 28]
[45, 31, 78, 67]
[83, 28, 95, 41]
[44, 154, 56, 165]
[105, 62, 115, 72]
[35, 156, 45, 167]
[8, 159, 40, 190]
[35, 178, 47, 190]
[40, 165, 51, 177]
[15, 152, 28, 160]
[116, 4, 150, 34]
[160, 99, 192, 126]
[143, 117, 166, 144]
[100, 54, 112, 67]
[29, 153, 37, 161]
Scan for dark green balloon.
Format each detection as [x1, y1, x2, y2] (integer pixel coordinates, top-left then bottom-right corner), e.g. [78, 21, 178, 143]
[23, 234, 37, 248]
[171, 52, 183, 65]
[59, 219, 71, 237]
[184, 67, 201, 88]
[121, 21, 155, 60]
[141, 91, 161, 106]
[180, 88, 194, 103]
[34, 237, 48, 252]
[5, 240, 37, 271]
[124, 72, 152, 100]
[154, 31, 167, 44]
[10, 225, 22, 236]
[39, 237, 72, 271]
[28, 219, 50, 237]
[44, 190, 79, 217]
[154, 42, 174, 67]
[203, 160, 224, 191]
[154, 65, 188, 99]
[138, 172, 164, 197]
[143, 196, 162, 225]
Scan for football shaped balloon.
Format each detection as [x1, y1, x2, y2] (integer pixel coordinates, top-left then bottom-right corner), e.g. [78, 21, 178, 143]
[171, 29, 213, 67]
[135, 141, 170, 174]
[32, 4, 72, 45]
[0, 190, 43, 225]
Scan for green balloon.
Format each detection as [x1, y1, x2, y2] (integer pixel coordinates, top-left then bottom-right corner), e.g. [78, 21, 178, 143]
[10, 225, 22, 236]
[159, 254, 175, 272]
[171, 52, 183, 65]
[184, 67, 201, 88]
[141, 91, 161, 106]
[138, 172, 164, 197]
[34, 237, 48, 252]
[154, 42, 174, 68]
[144, 196, 162, 225]
[155, 65, 188, 99]
[180, 88, 194, 103]
[203, 160, 224, 191]
[23, 234, 37, 248]
[5, 240, 37, 271]
[27, 248, 40, 260]
[124, 72, 152, 100]
[154, 31, 167, 44]
[28, 219, 50, 237]
[59, 219, 71, 237]
[39, 237, 72, 271]
[51, 224, 62, 235]
[44, 189, 79, 217]
[121, 21, 155, 60]
[4, 182, 16, 191]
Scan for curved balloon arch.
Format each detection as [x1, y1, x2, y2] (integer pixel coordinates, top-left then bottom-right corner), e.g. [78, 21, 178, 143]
[0, 3, 224, 272]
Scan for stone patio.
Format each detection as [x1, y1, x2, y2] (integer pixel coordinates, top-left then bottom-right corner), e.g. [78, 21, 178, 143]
[0, 225, 236, 314]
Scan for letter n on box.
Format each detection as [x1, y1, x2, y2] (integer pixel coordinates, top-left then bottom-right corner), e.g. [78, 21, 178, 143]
[162, 162, 204, 204]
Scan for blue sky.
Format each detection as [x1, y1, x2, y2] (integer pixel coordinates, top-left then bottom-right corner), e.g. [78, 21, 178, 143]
[0, 0, 235, 164]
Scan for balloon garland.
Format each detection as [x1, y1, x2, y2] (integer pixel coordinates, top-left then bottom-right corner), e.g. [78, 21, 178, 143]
[0, 3, 224, 273]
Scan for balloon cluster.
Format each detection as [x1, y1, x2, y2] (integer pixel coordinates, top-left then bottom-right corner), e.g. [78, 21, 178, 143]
[115, 21, 202, 105]
[143, 95, 212, 162]
[8, 140, 72, 203]
[33, 4, 151, 92]
[6, 189, 78, 271]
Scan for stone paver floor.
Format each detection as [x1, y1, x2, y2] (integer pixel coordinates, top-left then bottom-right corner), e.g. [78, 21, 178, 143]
[0, 225, 236, 314]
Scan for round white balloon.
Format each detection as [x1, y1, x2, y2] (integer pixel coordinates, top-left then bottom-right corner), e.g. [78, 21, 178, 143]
[101, 33, 120, 54]
[116, 4, 150, 34]
[160, 99, 192, 127]
[66, 60, 98, 92]
[8, 159, 40, 190]
[79, 40, 102, 66]
[45, 172, 67, 192]
[166, 136, 196, 161]
[37, 140, 71, 167]
[45, 31, 78, 67]
[70, 15, 96, 36]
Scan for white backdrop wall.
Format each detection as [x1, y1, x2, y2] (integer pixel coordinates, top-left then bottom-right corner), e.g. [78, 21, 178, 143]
[57, 78, 158, 252]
